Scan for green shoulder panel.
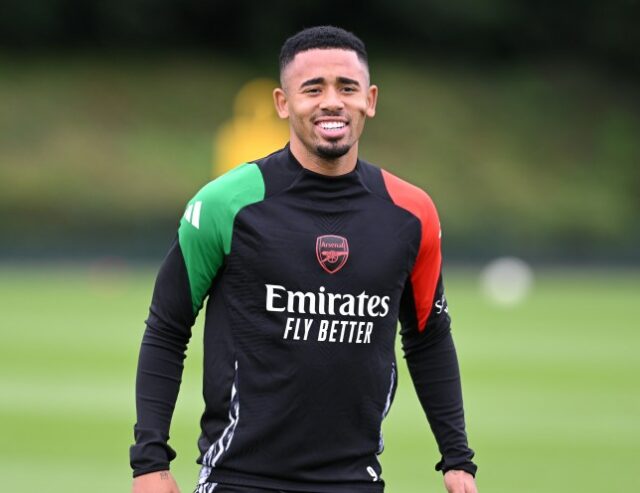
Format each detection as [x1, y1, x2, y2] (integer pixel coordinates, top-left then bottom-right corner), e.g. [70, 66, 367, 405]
[178, 162, 265, 315]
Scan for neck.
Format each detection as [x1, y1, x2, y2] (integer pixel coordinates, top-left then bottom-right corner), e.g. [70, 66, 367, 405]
[289, 139, 358, 176]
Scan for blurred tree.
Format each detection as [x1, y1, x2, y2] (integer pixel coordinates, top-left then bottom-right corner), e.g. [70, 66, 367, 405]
[1, 0, 638, 74]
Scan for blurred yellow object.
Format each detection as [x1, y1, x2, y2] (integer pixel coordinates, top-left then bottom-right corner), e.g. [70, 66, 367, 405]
[213, 78, 289, 176]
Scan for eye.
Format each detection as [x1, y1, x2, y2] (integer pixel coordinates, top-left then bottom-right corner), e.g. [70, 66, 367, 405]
[342, 85, 357, 93]
[304, 87, 321, 94]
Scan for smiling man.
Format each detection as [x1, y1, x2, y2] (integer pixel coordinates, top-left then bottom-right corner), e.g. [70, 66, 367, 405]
[273, 43, 377, 174]
[131, 26, 478, 493]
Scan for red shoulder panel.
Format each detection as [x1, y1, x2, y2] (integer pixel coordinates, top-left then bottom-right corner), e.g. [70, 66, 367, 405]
[381, 169, 442, 332]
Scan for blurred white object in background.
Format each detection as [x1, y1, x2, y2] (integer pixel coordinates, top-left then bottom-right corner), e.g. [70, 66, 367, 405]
[480, 256, 534, 306]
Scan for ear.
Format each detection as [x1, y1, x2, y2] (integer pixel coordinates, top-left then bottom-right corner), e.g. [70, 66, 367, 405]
[365, 84, 378, 118]
[273, 88, 289, 119]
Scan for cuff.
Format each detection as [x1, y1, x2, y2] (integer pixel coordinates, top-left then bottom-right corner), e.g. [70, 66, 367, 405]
[130, 430, 176, 478]
[435, 452, 477, 477]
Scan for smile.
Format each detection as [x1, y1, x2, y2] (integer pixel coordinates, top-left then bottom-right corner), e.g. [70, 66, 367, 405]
[317, 121, 346, 130]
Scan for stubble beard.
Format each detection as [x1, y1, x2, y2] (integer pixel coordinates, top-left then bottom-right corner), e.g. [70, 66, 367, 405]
[312, 111, 352, 160]
[315, 142, 351, 160]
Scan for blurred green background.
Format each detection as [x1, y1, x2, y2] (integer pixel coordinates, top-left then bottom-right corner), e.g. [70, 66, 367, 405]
[1, 1, 639, 492]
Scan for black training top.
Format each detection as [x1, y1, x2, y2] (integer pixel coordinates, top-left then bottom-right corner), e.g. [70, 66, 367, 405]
[130, 145, 476, 493]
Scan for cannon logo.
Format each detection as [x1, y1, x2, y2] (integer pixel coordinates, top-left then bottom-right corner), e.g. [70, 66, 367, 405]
[316, 235, 349, 274]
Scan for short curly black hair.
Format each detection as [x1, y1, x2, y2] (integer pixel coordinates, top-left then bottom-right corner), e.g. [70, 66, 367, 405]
[279, 26, 368, 76]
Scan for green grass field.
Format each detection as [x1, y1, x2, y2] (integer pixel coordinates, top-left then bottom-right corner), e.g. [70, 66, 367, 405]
[1, 265, 638, 492]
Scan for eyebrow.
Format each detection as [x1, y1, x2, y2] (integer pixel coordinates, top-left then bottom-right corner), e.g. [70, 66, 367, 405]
[337, 77, 360, 86]
[300, 77, 324, 88]
[299, 76, 362, 89]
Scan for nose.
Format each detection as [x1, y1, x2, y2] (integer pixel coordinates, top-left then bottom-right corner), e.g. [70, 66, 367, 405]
[319, 86, 344, 112]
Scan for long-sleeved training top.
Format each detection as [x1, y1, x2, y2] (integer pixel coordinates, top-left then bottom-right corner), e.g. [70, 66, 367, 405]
[130, 145, 476, 493]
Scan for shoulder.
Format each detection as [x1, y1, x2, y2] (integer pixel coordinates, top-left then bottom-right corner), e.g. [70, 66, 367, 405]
[192, 162, 265, 210]
[374, 167, 442, 245]
[379, 168, 438, 223]
[358, 159, 439, 224]
[180, 162, 265, 236]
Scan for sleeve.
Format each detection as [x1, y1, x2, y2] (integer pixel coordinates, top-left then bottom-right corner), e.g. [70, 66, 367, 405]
[387, 175, 477, 476]
[399, 274, 478, 476]
[129, 191, 226, 477]
[129, 163, 265, 477]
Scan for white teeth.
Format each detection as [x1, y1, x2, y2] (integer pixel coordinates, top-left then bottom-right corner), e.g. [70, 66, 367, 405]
[319, 121, 345, 130]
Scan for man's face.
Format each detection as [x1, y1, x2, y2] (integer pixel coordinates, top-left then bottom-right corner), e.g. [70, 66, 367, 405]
[274, 48, 378, 161]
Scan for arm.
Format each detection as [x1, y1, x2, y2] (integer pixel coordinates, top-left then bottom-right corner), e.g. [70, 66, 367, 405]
[391, 186, 477, 482]
[130, 189, 226, 480]
[381, 169, 477, 487]
[129, 163, 265, 485]
[130, 238, 197, 478]
[400, 274, 477, 478]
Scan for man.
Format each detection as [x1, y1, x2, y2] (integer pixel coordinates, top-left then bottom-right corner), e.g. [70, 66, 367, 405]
[131, 26, 478, 493]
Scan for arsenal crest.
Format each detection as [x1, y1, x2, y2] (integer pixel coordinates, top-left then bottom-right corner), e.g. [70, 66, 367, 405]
[316, 235, 349, 274]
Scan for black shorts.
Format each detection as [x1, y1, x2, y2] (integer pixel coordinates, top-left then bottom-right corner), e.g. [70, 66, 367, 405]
[196, 484, 290, 493]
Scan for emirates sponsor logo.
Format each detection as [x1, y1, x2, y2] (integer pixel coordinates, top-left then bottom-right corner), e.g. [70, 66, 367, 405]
[265, 284, 390, 318]
[316, 235, 349, 274]
[264, 284, 392, 345]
